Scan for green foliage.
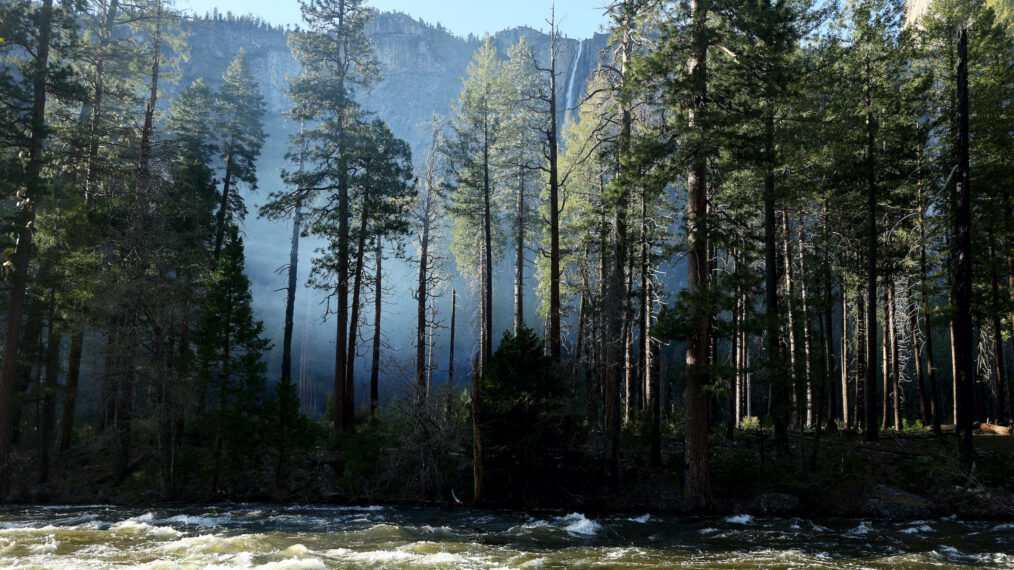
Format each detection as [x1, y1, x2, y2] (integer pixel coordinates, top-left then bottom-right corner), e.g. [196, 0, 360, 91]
[478, 326, 583, 505]
[195, 227, 273, 491]
[443, 35, 510, 278]
[215, 48, 267, 222]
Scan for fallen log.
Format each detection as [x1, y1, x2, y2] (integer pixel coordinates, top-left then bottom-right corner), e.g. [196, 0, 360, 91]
[979, 423, 1012, 435]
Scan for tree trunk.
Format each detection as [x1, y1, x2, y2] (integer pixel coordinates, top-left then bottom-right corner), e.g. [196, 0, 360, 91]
[841, 289, 850, 428]
[881, 288, 890, 431]
[515, 165, 525, 334]
[370, 242, 383, 416]
[683, 0, 711, 510]
[863, 58, 879, 442]
[345, 212, 369, 423]
[548, 27, 562, 362]
[889, 279, 901, 431]
[988, 234, 1009, 424]
[481, 117, 493, 375]
[921, 230, 943, 434]
[447, 289, 456, 413]
[84, 0, 120, 202]
[472, 354, 483, 504]
[953, 28, 975, 459]
[856, 286, 867, 431]
[58, 328, 84, 452]
[0, 0, 54, 496]
[764, 114, 789, 452]
[417, 201, 431, 406]
[639, 193, 650, 416]
[39, 302, 59, 484]
[782, 212, 800, 427]
[333, 92, 350, 434]
[910, 292, 931, 427]
[647, 276, 661, 467]
[798, 235, 814, 429]
[213, 151, 235, 266]
[281, 134, 304, 386]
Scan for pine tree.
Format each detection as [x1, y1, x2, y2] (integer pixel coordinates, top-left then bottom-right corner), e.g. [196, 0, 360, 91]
[196, 227, 272, 496]
[443, 35, 509, 379]
[0, 0, 83, 495]
[262, 0, 380, 432]
[213, 49, 266, 264]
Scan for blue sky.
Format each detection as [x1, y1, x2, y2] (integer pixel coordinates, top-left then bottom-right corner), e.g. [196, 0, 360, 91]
[179, 0, 609, 38]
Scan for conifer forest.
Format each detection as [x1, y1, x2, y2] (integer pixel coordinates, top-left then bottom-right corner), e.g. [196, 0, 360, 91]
[2, 0, 1014, 522]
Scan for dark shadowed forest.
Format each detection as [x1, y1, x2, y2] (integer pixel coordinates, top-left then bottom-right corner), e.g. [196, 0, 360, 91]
[1, 0, 1014, 518]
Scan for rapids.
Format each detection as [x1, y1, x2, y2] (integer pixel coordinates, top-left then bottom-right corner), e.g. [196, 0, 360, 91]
[0, 504, 1011, 568]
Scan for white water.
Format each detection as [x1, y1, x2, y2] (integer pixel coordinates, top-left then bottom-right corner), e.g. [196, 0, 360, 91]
[564, 39, 584, 123]
[2, 505, 1012, 568]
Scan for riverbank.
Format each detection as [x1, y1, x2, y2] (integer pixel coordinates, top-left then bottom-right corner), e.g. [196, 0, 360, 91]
[8, 425, 1013, 521]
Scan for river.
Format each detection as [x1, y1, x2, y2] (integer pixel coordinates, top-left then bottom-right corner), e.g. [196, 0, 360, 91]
[0, 504, 1011, 568]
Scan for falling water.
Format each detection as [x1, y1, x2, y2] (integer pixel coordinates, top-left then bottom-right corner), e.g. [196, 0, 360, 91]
[564, 39, 584, 123]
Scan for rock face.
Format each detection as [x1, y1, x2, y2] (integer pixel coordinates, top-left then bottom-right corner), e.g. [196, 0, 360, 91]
[177, 13, 608, 158]
[169, 14, 609, 403]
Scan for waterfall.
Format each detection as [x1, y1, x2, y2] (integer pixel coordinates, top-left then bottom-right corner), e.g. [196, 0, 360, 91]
[564, 39, 584, 123]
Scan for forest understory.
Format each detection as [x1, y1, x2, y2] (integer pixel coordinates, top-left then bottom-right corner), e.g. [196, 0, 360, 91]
[9, 422, 1014, 521]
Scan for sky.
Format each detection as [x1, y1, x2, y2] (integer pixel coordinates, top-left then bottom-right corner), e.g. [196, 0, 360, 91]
[179, 0, 610, 38]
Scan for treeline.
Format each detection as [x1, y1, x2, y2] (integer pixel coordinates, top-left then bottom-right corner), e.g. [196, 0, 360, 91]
[195, 9, 285, 31]
[1, 0, 1013, 509]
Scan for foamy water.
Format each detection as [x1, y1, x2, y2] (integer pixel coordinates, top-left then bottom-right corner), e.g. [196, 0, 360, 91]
[0, 505, 1011, 568]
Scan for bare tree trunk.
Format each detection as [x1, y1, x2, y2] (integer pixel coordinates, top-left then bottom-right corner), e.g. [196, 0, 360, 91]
[882, 288, 890, 431]
[798, 235, 814, 428]
[921, 247, 943, 434]
[910, 292, 931, 427]
[782, 212, 799, 427]
[889, 278, 901, 431]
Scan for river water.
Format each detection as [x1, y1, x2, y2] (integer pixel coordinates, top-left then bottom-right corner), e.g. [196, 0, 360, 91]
[0, 504, 1011, 568]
